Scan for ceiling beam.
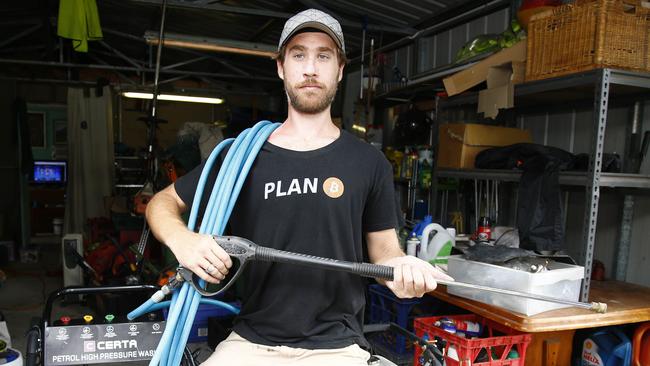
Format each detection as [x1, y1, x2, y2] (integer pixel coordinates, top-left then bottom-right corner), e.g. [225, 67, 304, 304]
[146, 74, 189, 87]
[420, 0, 448, 8]
[86, 53, 139, 85]
[297, 0, 416, 34]
[0, 23, 42, 49]
[0, 75, 113, 86]
[297, 0, 343, 19]
[99, 40, 145, 70]
[132, 0, 415, 35]
[363, 0, 422, 20]
[161, 55, 209, 70]
[0, 75, 271, 95]
[0, 58, 281, 82]
[392, 0, 435, 14]
[176, 47, 253, 77]
[0, 19, 41, 26]
[413, 0, 507, 29]
[103, 27, 253, 76]
[0, 45, 46, 54]
[132, 0, 293, 19]
[102, 28, 144, 43]
[325, 0, 411, 27]
[248, 18, 277, 42]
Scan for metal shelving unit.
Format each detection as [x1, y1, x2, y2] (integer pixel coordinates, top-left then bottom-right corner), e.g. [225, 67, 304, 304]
[437, 169, 650, 189]
[114, 156, 146, 190]
[439, 68, 650, 109]
[435, 68, 650, 301]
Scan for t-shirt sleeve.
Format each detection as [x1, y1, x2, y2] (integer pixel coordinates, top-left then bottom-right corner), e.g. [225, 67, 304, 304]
[173, 159, 207, 208]
[362, 156, 398, 232]
[173, 151, 223, 216]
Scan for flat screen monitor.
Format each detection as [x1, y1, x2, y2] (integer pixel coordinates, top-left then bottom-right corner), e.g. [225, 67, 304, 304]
[32, 160, 67, 184]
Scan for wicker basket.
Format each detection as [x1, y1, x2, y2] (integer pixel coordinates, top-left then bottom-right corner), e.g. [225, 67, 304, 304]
[525, 0, 650, 81]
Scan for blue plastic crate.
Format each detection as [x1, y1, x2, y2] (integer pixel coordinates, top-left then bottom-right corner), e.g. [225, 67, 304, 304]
[163, 301, 239, 343]
[367, 284, 440, 356]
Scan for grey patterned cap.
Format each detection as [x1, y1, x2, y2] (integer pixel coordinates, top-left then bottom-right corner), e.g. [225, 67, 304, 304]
[278, 9, 345, 53]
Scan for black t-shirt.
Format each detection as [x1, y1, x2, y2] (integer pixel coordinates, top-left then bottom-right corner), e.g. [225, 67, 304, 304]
[174, 129, 397, 350]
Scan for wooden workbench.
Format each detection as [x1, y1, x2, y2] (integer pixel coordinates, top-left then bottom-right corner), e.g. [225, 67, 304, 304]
[428, 280, 650, 365]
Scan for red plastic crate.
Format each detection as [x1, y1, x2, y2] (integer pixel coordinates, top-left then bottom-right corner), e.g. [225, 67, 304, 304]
[414, 314, 531, 366]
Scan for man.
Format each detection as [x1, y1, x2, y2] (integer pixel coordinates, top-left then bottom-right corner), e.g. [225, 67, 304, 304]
[146, 9, 452, 365]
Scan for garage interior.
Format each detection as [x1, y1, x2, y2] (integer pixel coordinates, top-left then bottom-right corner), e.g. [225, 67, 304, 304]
[1, 0, 650, 365]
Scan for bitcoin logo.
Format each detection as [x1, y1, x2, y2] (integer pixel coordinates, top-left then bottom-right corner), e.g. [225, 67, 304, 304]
[322, 177, 344, 199]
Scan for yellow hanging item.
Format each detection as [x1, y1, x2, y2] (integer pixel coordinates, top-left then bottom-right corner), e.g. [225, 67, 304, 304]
[57, 0, 103, 52]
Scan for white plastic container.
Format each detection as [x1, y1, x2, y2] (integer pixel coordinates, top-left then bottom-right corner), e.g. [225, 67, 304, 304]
[447, 255, 585, 316]
[4, 348, 23, 366]
[52, 218, 63, 235]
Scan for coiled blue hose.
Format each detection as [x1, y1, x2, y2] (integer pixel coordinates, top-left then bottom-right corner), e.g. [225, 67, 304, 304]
[127, 120, 280, 366]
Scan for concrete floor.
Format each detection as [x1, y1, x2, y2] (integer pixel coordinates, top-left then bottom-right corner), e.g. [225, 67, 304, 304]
[1, 239, 64, 359]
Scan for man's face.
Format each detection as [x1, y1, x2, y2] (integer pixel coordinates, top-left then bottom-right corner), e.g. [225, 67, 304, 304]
[277, 31, 344, 114]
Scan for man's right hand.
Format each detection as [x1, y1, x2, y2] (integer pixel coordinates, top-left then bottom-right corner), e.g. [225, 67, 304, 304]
[167, 231, 233, 284]
[145, 184, 233, 284]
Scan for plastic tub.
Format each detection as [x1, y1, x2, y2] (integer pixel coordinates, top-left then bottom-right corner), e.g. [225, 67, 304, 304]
[447, 255, 584, 315]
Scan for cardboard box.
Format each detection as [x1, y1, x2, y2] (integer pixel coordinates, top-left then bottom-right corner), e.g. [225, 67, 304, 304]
[437, 123, 532, 169]
[511, 61, 526, 84]
[443, 41, 527, 97]
[478, 84, 514, 119]
[477, 61, 525, 119]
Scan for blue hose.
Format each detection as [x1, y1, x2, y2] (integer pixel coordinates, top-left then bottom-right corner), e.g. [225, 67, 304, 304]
[128, 298, 156, 320]
[128, 120, 280, 366]
[144, 299, 241, 316]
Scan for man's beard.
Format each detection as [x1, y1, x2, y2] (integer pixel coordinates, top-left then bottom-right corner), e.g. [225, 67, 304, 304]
[285, 77, 338, 114]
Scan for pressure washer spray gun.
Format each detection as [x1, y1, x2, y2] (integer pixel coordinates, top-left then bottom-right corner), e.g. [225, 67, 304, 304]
[173, 235, 392, 297]
[168, 235, 607, 313]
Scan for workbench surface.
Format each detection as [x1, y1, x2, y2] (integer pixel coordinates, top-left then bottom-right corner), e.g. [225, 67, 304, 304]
[429, 280, 650, 332]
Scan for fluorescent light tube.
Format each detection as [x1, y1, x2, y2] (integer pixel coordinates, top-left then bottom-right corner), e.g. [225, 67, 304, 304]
[122, 92, 224, 104]
[352, 124, 366, 133]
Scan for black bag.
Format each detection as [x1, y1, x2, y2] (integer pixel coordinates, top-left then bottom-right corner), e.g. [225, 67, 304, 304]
[475, 143, 575, 252]
[571, 153, 621, 173]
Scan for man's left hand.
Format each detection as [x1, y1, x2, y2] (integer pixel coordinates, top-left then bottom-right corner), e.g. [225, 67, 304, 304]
[381, 255, 454, 298]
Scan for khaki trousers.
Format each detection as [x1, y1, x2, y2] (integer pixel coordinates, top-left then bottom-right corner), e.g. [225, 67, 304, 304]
[201, 332, 371, 366]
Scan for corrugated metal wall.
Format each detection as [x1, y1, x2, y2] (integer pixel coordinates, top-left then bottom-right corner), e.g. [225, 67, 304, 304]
[383, 8, 511, 78]
[519, 102, 650, 287]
